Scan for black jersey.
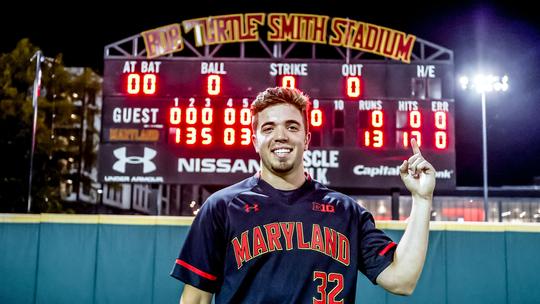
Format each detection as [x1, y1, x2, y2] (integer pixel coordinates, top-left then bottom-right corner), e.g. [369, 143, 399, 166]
[171, 174, 396, 303]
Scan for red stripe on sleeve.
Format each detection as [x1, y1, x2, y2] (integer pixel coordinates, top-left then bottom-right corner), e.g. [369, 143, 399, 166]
[378, 242, 397, 256]
[176, 259, 217, 281]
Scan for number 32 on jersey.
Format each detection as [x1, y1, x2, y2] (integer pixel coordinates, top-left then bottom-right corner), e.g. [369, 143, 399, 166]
[313, 271, 344, 304]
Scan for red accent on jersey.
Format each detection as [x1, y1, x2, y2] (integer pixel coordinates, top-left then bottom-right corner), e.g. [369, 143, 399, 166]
[232, 231, 252, 269]
[252, 226, 269, 255]
[378, 241, 397, 256]
[280, 222, 295, 250]
[176, 259, 217, 280]
[296, 222, 311, 249]
[337, 232, 350, 265]
[244, 203, 259, 212]
[264, 223, 283, 251]
[313, 202, 335, 213]
[324, 227, 338, 258]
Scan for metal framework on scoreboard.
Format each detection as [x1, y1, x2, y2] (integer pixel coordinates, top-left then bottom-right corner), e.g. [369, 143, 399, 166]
[104, 33, 453, 63]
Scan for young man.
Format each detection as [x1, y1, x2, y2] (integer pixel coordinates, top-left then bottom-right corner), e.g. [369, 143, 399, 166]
[171, 87, 436, 303]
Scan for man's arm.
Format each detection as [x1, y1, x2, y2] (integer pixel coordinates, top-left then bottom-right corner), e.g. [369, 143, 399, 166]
[376, 138, 435, 295]
[180, 284, 213, 304]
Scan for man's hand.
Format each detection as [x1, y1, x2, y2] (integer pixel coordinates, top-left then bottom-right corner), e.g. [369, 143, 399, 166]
[377, 138, 435, 295]
[399, 138, 436, 201]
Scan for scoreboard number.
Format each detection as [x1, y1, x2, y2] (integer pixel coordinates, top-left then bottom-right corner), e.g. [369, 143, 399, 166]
[126, 73, 157, 95]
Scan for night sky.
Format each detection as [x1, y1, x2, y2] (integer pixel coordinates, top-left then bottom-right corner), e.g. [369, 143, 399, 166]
[2, 0, 539, 187]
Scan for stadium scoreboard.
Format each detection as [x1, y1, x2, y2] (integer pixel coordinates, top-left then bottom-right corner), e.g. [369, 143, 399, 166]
[99, 58, 456, 189]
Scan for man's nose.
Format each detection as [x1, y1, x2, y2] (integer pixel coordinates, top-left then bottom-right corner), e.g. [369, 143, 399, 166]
[273, 125, 288, 141]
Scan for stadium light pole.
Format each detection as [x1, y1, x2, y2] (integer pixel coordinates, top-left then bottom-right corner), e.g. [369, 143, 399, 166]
[459, 74, 509, 221]
[27, 50, 44, 213]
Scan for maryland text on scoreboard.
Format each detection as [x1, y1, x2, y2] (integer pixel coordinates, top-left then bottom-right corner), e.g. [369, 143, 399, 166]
[98, 13, 456, 190]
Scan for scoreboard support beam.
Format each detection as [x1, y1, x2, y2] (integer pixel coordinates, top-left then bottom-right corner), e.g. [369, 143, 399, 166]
[391, 189, 400, 220]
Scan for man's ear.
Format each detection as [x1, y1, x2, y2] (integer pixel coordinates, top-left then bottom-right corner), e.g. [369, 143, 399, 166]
[304, 131, 311, 151]
[252, 133, 259, 153]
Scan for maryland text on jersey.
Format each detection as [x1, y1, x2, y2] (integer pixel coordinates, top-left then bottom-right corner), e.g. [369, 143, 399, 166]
[232, 222, 350, 269]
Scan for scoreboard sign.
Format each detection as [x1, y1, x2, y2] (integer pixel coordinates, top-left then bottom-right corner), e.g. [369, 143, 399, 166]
[98, 58, 456, 189]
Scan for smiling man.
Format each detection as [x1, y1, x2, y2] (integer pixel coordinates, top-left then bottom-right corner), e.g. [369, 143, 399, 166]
[171, 87, 436, 304]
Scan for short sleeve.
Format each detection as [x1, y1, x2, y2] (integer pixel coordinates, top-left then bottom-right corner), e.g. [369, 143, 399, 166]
[357, 210, 397, 284]
[170, 197, 227, 293]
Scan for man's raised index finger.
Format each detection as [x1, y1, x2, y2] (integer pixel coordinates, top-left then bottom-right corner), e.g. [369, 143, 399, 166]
[411, 138, 421, 155]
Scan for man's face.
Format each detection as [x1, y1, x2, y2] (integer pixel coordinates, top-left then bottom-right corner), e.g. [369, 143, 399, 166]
[252, 103, 311, 176]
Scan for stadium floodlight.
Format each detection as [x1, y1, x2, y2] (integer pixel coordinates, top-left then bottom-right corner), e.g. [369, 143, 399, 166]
[459, 74, 509, 221]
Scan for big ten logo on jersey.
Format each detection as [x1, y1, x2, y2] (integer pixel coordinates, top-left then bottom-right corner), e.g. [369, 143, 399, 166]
[312, 202, 335, 213]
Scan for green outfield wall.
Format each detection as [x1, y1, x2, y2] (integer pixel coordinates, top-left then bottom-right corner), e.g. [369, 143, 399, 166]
[1, 214, 539, 304]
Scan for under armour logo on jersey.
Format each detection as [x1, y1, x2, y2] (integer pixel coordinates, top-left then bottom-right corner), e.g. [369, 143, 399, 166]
[312, 202, 335, 213]
[244, 203, 260, 213]
[112, 147, 157, 173]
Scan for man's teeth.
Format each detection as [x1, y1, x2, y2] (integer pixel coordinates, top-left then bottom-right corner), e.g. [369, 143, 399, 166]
[274, 149, 291, 156]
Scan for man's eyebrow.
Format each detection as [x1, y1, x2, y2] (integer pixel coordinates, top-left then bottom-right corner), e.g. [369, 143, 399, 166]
[260, 119, 301, 127]
[260, 121, 275, 128]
